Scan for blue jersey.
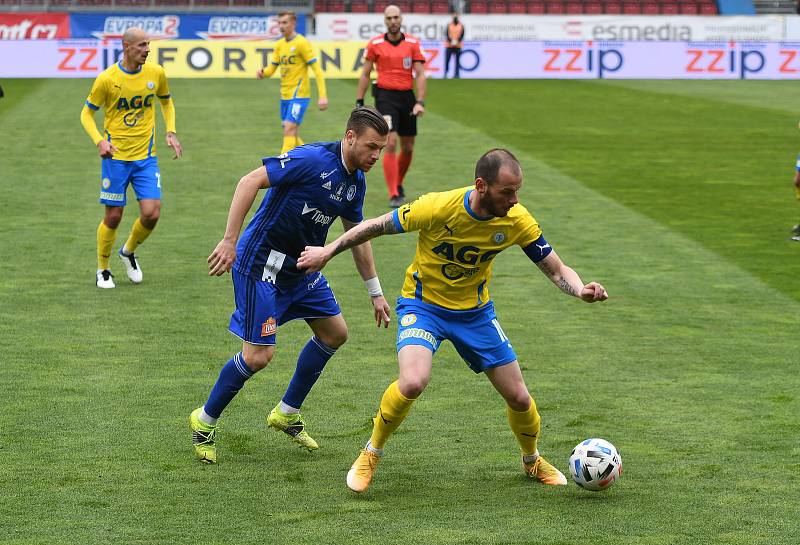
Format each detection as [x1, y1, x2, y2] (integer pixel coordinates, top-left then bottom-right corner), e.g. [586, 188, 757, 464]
[234, 141, 366, 286]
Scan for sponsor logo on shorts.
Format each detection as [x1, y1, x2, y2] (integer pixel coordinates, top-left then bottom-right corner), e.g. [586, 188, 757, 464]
[100, 191, 124, 201]
[307, 273, 323, 290]
[398, 327, 437, 348]
[400, 313, 416, 326]
[261, 317, 277, 337]
[101, 177, 111, 189]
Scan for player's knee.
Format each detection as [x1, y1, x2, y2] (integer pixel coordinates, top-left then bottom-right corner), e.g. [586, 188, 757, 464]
[317, 329, 347, 349]
[104, 208, 123, 229]
[141, 208, 160, 227]
[507, 391, 532, 412]
[399, 375, 429, 398]
[243, 347, 273, 372]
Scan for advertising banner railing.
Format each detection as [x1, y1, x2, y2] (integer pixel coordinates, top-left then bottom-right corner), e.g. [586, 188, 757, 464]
[68, 13, 305, 40]
[0, 13, 70, 40]
[314, 14, 788, 42]
[3, 39, 800, 79]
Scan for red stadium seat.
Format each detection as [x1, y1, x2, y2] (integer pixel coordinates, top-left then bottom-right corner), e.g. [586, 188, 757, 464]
[566, 1, 582, 12]
[350, 0, 370, 11]
[394, 0, 411, 10]
[546, 1, 565, 13]
[603, 1, 621, 12]
[527, 0, 545, 12]
[679, 1, 698, 12]
[584, 1, 602, 12]
[700, 1, 718, 13]
[488, 0, 507, 11]
[643, 1, 659, 12]
[326, 0, 345, 10]
[622, 1, 641, 12]
[411, 0, 431, 11]
[660, 2, 678, 12]
[508, 0, 526, 12]
[470, 0, 488, 12]
[431, 0, 451, 12]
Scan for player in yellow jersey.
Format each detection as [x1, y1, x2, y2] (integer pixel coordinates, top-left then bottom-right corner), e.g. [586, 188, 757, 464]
[257, 11, 328, 154]
[298, 148, 609, 493]
[80, 27, 182, 289]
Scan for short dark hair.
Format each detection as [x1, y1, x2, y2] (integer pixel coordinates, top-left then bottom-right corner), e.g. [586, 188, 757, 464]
[278, 11, 297, 21]
[347, 107, 389, 136]
[475, 148, 521, 184]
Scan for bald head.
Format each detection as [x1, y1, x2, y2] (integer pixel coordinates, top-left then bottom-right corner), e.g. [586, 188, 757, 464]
[122, 27, 147, 45]
[384, 4, 401, 16]
[384, 4, 402, 35]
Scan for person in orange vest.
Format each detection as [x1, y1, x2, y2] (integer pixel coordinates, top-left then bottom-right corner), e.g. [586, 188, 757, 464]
[444, 13, 464, 79]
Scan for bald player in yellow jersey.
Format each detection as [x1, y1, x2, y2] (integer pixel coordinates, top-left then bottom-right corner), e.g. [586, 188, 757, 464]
[80, 27, 182, 289]
[298, 148, 609, 494]
[257, 11, 328, 154]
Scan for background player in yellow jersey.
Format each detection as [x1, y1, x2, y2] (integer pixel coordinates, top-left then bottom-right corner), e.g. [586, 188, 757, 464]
[298, 148, 609, 493]
[80, 27, 182, 289]
[257, 12, 328, 154]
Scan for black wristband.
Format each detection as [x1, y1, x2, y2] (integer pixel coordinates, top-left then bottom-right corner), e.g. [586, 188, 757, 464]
[356, 99, 365, 107]
[416, 100, 425, 106]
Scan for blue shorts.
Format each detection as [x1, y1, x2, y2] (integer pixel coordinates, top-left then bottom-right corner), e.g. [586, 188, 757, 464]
[100, 156, 161, 206]
[395, 297, 517, 374]
[280, 98, 311, 125]
[229, 269, 341, 346]
[795, 153, 800, 172]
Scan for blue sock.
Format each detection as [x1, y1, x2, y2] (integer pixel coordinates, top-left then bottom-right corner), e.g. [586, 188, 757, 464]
[204, 352, 253, 419]
[282, 337, 337, 410]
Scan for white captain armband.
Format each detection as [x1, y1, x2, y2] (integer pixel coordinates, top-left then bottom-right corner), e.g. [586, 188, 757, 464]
[522, 235, 553, 263]
[365, 277, 383, 297]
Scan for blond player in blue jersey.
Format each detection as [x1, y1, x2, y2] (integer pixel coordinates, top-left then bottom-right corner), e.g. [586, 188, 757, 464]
[298, 148, 609, 493]
[257, 12, 328, 154]
[80, 27, 182, 289]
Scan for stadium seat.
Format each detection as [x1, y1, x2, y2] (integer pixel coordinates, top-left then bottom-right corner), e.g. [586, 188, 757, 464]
[643, 1, 659, 12]
[411, 0, 431, 11]
[431, 0, 451, 12]
[679, 1, 698, 12]
[584, 1, 602, 12]
[488, 0, 507, 11]
[622, 1, 641, 12]
[470, 0, 488, 12]
[327, 0, 345, 10]
[350, 0, 370, 11]
[660, 2, 678, 12]
[155, 0, 190, 5]
[374, 0, 391, 10]
[526, 0, 545, 12]
[394, 0, 411, 10]
[546, 1, 565, 13]
[700, 1, 718, 13]
[508, 0, 527, 12]
[603, 1, 621, 12]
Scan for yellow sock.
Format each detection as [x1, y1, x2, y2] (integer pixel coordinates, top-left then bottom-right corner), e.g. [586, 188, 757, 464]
[123, 217, 153, 254]
[97, 221, 117, 270]
[369, 380, 416, 449]
[280, 135, 304, 154]
[507, 397, 541, 457]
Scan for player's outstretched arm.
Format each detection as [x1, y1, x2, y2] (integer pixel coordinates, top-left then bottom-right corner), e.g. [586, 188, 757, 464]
[535, 251, 608, 303]
[341, 218, 391, 328]
[208, 166, 270, 276]
[297, 212, 398, 272]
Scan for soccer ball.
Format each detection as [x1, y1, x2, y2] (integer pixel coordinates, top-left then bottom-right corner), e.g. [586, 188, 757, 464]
[568, 438, 622, 491]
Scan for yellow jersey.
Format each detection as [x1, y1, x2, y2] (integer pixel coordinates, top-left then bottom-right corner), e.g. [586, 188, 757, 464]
[268, 34, 322, 100]
[393, 186, 542, 310]
[85, 61, 172, 161]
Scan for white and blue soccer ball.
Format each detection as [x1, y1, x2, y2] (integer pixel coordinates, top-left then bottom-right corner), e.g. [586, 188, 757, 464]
[568, 438, 622, 491]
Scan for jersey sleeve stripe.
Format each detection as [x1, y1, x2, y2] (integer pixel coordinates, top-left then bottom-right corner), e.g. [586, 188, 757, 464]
[157, 94, 171, 99]
[392, 209, 405, 233]
[85, 100, 99, 111]
[307, 58, 318, 64]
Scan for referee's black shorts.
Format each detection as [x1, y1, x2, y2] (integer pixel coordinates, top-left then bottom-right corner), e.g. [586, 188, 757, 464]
[373, 86, 417, 137]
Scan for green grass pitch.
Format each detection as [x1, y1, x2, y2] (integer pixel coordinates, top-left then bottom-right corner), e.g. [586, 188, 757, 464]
[1, 78, 799, 544]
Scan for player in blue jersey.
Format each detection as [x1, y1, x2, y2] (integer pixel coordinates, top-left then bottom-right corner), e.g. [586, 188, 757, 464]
[298, 148, 608, 492]
[189, 108, 391, 463]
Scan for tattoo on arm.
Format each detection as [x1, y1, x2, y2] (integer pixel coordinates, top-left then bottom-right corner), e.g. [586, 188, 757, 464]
[558, 277, 576, 296]
[332, 214, 395, 256]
